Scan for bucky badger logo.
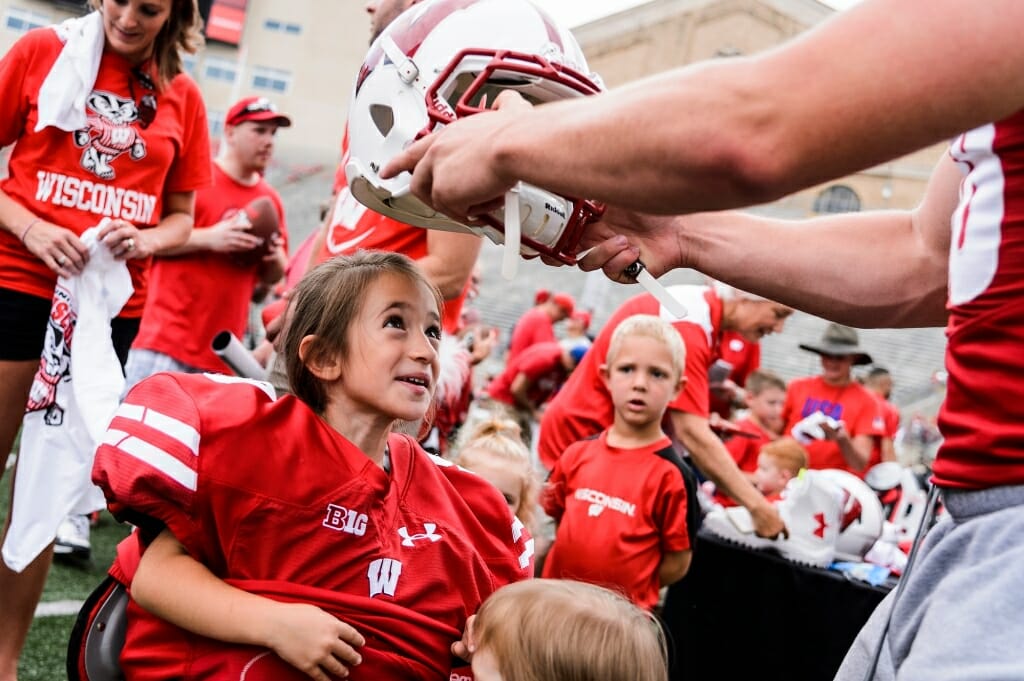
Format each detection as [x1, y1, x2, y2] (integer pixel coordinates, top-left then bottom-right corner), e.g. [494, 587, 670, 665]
[73, 90, 148, 180]
[26, 286, 76, 425]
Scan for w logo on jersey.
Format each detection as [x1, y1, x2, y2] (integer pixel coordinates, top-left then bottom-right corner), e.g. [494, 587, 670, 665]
[398, 523, 442, 546]
[367, 558, 403, 598]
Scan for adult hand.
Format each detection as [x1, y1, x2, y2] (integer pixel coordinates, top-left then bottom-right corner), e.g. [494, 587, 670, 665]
[22, 219, 89, 277]
[204, 213, 265, 254]
[99, 218, 149, 260]
[819, 419, 848, 442]
[751, 501, 787, 539]
[468, 325, 499, 365]
[264, 602, 365, 681]
[575, 206, 688, 281]
[381, 90, 533, 223]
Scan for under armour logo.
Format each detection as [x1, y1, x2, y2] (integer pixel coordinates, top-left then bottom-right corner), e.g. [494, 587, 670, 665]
[588, 504, 604, 517]
[813, 512, 828, 539]
[398, 523, 442, 546]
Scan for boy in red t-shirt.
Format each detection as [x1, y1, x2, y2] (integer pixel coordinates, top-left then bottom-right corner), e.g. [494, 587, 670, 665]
[542, 314, 692, 611]
[726, 370, 787, 471]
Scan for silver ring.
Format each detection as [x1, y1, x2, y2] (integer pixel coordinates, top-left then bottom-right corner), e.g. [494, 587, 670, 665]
[57, 255, 67, 266]
[125, 238, 135, 251]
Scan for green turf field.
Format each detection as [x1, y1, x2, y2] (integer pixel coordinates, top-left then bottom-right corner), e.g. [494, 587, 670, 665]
[1, 455, 132, 680]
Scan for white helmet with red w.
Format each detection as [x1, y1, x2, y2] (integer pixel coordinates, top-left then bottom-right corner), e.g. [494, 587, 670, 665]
[345, 0, 605, 272]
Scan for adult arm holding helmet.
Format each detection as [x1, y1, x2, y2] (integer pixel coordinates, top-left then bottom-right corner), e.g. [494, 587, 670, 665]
[380, 0, 1018, 327]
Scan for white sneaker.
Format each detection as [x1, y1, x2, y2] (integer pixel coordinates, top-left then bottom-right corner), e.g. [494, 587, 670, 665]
[54, 514, 91, 558]
[703, 470, 843, 568]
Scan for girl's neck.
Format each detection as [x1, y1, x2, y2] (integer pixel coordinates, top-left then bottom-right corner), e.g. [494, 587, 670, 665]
[321, 405, 391, 469]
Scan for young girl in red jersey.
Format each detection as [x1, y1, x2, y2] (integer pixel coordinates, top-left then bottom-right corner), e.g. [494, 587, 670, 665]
[0, 0, 209, 675]
[92, 252, 532, 680]
[464, 579, 669, 681]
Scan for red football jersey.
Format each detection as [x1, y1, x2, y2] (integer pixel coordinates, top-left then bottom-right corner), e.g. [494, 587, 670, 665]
[542, 432, 691, 611]
[935, 112, 1024, 489]
[0, 28, 211, 317]
[486, 341, 568, 408]
[130, 164, 288, 372]
[506, 307, 557, 364]
[92, 373, 532, 680]
[538, 286, 723, 470]
[782, 375, 884, 475]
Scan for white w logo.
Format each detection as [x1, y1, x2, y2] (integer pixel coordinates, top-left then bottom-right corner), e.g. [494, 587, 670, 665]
[367, 558, 403, 598]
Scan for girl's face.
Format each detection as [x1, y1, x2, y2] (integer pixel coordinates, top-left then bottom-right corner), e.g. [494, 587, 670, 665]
[331, 273, 440, 424]
[463, 451, 524, 517]
[101, 0, 172, 64]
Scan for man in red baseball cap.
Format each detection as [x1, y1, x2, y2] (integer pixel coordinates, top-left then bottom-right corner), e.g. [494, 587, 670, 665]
[123, 95, 291, 390]
[224, 96, 293, 129]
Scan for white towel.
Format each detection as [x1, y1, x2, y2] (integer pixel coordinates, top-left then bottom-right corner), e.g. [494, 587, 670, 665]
[2, 221, 133, 572]
[34, 11, 105, 133]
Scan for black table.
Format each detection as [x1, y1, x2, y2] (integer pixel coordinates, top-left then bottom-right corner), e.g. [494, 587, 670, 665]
[662, 532, 893, 681]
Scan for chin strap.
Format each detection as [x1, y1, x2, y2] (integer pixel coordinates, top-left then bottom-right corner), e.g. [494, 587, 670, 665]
[501, 186, 522, 280]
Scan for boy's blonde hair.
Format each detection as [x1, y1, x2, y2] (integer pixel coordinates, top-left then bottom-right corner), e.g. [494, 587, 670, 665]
[473, 579, 668, 681]
[745, 369, 786, 395]
[761, 437, 808, 476]
[606, 314, 685, 378]
[452, 417, 538, 526]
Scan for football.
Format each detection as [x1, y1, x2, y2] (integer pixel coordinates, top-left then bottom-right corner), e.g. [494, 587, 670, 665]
[231, 196, 280, 266]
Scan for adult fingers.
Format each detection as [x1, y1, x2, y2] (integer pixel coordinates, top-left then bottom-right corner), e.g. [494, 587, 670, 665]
[577, 239, 641, 280]
[491, 89, 533, 112]
[380, 135, 434, 180]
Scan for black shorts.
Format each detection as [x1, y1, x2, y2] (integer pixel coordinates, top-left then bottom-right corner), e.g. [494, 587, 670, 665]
[0, 287, 139, 367]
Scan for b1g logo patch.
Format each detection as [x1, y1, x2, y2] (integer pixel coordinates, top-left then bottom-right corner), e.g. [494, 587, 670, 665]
[323, 503, 369, 536]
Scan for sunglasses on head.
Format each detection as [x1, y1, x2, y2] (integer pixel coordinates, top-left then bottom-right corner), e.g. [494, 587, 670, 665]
[130, 68, 158, 129]
[242, 98, 275, 114]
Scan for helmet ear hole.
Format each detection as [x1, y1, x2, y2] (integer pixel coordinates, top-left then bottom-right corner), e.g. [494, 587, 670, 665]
[370, 104, 395, 137]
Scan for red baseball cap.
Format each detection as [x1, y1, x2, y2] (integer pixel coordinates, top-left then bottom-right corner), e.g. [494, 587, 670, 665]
[572, 310, 592, 330]
[226, 96, 292, 128]
[552, 293, 575, 316]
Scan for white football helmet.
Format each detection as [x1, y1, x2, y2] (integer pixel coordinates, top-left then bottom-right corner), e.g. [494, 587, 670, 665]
[818, 469, 885, 562]
[345, 0, 605, 272]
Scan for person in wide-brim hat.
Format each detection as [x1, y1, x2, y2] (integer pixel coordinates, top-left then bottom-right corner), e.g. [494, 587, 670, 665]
[798, 322, 873, 365]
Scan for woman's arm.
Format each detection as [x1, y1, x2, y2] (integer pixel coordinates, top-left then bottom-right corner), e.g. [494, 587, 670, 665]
[132, 529, 365, 681]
